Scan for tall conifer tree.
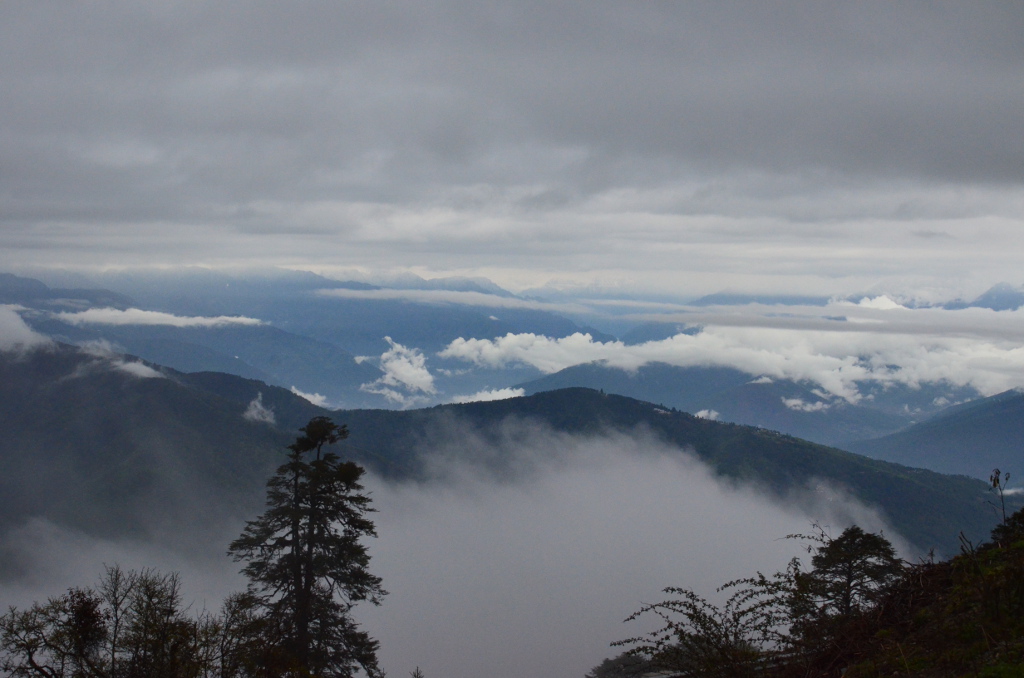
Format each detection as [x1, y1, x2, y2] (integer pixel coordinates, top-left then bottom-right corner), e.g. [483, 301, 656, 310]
[229, 417, 386, 677]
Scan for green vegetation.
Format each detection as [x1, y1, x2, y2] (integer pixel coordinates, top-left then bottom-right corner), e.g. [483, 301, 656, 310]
[600, 509, 1024, 678]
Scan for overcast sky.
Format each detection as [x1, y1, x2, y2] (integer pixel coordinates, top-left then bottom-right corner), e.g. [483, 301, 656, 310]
[2, 2, 1022, 297]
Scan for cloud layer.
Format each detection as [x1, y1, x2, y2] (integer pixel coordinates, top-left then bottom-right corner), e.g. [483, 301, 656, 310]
[318, 287, 587, 314]
[1, 3, 1022, 295]
[360, 426, 905, 678]
[54, 308, 263, 327]
[440, 301, 1024, 399]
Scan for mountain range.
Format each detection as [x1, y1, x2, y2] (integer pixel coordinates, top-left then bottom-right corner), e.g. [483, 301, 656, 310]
[0, 342, 1012, 561]
[517, 362, 975, 448]
[4, 270, 1023, 484]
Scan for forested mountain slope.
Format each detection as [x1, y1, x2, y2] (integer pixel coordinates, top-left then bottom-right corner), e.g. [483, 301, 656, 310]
[517, 362, 974, 448]
[0, 344, 1009, 557]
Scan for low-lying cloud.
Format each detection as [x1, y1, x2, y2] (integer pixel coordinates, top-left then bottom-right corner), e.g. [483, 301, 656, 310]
[54, 307, 264, 328]
[0, 425, 906, 678]
[76, 340, 165, 379]
[360, 337, 437, 407]
[243, 393, 276, 424]
[782, 397, 831, 413]
[359, 426, 906, 678]
[290, 386, 329, 408]
[0, 305, 52, 351]
[449, 387, 524, 404]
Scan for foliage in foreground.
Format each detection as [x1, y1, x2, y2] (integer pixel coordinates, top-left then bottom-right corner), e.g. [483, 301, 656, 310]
[603, 510, 1024, 678]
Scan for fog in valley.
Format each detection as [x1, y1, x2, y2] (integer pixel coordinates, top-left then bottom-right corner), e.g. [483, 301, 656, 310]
[0, 423, 907, 678]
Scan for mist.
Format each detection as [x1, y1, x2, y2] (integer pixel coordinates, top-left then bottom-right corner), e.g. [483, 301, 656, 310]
[0, 425, 906, 678]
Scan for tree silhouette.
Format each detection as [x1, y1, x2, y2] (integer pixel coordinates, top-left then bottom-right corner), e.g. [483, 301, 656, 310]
[616, 525, 905, 676]
[229, 417, 386, 677]
[793, 525, 903, 619]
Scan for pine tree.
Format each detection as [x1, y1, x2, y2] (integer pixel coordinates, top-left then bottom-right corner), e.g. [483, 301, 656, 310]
[228, 417, 386, 677]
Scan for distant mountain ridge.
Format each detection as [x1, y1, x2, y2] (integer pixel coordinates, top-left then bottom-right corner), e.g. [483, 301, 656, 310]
[0, 344, 1010, 558]
[944, 282, 1024, 311]
[516, 361, 974, 448]
[847, 388, 1024, 480]
[3, 272, 594, 407]
[0, 272, 133, 310]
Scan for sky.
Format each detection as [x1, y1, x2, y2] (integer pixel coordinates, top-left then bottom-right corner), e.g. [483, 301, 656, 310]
[2, 2, 1023, 298]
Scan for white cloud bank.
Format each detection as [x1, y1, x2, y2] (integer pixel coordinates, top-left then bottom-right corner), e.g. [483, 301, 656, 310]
[360, 337, 437, 407]
[359, 427, 907, 678]
[449, 387, 525, 404]
[440, 303, 1024, 401]
[0, 306, 52, 351]
[0, 425, 911, 678]
[54, 308, 263, 328]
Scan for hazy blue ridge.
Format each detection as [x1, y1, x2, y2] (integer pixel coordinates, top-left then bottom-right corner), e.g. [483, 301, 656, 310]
[515, 362, 965, 448]
[846, 388, 1024, 480]
[0, 272, 134, 310]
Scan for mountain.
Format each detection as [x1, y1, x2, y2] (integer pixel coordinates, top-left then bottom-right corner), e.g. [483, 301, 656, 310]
[334, 388, 1002, 554]
[59, 268, 616, 355]
[15, 269, 615, 404]
[28, 316, 386, 408]
[5, 271, 572, 406]
[0, 345, 298, 545]
[516, 362, 972, 447]
[0, 344, 1006, 556]
[847, 388, 1024, 480]
[688, 293, 831, 307]
[0, 272, 133, 310]
[944, 282, 1024, 311]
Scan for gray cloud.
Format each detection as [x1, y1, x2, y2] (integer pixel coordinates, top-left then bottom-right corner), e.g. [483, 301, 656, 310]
[360, 426, 905, 678]
[1, 2, 1022, 294]
[317, 287, 589, 314]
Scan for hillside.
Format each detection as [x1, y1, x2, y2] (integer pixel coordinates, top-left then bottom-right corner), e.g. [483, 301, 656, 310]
[840, 533, 1024, 676]
[517, 362, 972, 448]
[0, 345, 308, 541]
[332, 389, 1003, 554]
[848, 388, 1024, 480]
[0, 344, 1010, 557]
